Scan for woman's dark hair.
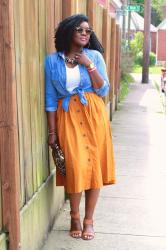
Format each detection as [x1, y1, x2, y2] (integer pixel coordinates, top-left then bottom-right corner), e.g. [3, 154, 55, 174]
[55, 14, 104, 54]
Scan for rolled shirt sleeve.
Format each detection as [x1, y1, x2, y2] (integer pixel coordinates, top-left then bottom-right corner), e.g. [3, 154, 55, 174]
[93, 51, 110, 97]
[44, 56, 58, 112]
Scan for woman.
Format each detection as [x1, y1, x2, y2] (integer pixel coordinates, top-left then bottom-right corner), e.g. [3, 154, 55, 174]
[45, 14, 116, 240]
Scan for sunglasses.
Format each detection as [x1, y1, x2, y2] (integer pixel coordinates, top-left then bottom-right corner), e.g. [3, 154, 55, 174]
[75, 27, 93, 35]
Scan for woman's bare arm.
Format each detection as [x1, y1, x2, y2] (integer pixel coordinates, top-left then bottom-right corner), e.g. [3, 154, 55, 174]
[46, 111, 57, 147]
[46, 111, 57, 131]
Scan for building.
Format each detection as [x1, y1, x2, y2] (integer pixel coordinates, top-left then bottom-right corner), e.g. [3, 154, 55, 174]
[156, 19, 166, 62]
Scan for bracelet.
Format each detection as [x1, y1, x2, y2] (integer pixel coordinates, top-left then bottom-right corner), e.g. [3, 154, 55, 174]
[48, 128, 56, 132]
[88, 67, 96, 73]
[48, 131, 57, 135]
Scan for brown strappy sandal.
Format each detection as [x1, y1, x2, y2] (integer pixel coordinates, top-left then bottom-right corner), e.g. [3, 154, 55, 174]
[82, 218, 95, 240]
[69, 211, 82, 239]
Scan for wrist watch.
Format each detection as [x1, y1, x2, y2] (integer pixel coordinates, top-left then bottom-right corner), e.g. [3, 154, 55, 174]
[87, 62, 95, 69]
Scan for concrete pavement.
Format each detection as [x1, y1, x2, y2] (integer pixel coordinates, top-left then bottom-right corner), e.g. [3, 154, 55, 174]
[41, 75, 166, 250]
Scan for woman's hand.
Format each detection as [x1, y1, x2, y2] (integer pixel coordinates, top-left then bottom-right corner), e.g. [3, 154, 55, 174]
[48, 134, 57, 148]
[74, 52, 92, 67]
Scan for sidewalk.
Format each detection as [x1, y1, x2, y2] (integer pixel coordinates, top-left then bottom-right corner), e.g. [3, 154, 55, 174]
[41, 75, 166, 250]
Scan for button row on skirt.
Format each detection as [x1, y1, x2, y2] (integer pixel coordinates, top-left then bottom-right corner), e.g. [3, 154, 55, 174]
[74, 98, 92, 165]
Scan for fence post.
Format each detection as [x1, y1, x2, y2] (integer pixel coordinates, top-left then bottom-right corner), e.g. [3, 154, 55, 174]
[115, 24, 120, 110]
[110, 17, 116, 119]
[46, 0, 56, 53]
[117, 28, 121, 103]
[62, 0, 76, 19]
[0, 1, 20, 249]
[102, 8, 110, 71]
[87, 0, 97, 30]
[102, 7, 111, 105]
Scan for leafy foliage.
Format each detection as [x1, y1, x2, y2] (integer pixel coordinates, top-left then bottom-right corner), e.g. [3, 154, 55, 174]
[151, 0, 166, 26]
[152, 0, 165, 15]
[127, 31, 156, 66]
[120, 39, 135, 101]
[120, 74, 134, 102]
[130, 32, 144, 56]
[131, 0, 144, 4]
[135, 51, 156, 66]
[130, 0, 166, 25]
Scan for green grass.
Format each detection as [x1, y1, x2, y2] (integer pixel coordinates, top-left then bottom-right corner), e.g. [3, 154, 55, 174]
[119, 74, 134, 102]
[133, 65, 162, 74]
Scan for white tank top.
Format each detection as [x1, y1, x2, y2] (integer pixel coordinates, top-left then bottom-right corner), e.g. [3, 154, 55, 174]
[65, 65, 80, 92]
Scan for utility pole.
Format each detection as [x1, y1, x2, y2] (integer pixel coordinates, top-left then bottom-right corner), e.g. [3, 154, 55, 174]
[142, 0, 151, 83]
[127, 0, 131, 48]
[122, 0, 127, 40]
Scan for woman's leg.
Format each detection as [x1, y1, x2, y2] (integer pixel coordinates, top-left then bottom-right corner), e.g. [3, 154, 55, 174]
[83, 188, 100, 239]
[85, 188, 100, 219]
[69, 192, 82, 213]
[68, 192, 82, 238]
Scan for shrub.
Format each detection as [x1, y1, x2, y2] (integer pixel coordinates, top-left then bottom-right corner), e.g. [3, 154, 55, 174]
[130, 32, 144, 56]
[135, 51, 143, 65]
[149, 52, 156, 65]
[135, 51, 156, 66]
[119, 40, 135, 102]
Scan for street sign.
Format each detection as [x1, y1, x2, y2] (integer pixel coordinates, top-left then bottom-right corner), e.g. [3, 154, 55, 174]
[127, 5, 142, 12]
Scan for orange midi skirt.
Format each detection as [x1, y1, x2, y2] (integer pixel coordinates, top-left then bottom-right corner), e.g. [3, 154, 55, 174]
[56, 92, 116, 193]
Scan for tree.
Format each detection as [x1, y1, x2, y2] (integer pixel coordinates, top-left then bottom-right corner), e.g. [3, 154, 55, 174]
[131, 0, 165, 25]
[152, 0, 165, 15]
[131, 0, 144, 16]
[151, 0, 165, 25]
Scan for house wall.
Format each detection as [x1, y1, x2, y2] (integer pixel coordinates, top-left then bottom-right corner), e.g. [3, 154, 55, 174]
[157, 30, 166, 61]
[151, 32, 157, 54]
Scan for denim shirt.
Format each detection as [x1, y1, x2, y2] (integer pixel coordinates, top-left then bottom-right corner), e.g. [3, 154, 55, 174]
[44, 48, 110, 112]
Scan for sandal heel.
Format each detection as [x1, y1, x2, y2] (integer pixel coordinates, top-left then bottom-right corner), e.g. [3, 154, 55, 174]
[82, 218, 94, 240]
[69, 211, 82, 239]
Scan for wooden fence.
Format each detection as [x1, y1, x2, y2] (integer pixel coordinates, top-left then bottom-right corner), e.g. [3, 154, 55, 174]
[0, 0, 121, 249]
